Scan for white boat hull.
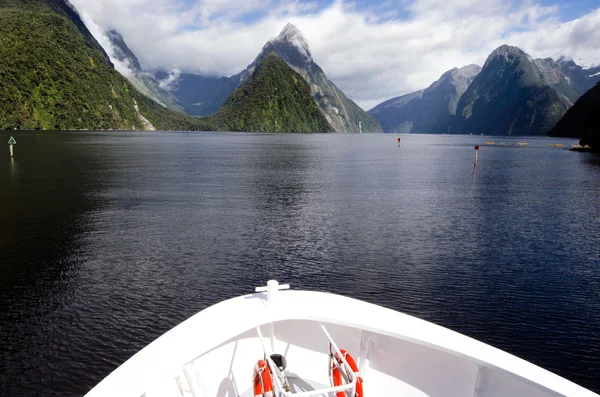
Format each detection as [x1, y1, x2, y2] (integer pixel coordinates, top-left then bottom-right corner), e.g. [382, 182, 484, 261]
[85, 282, 598, 397]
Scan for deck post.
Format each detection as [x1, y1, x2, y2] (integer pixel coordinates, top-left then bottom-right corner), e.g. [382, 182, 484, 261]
[255, 281, 290, 354]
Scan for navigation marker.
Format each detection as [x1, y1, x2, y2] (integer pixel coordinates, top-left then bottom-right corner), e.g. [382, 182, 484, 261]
[8, 136, 16, 157]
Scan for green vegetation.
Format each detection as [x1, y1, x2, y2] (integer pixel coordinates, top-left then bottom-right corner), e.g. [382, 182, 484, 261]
[137, 98, 214, 131]
[0, 0, 209, 130]
[209, 54, 333, 133]
[0, 4, 139, 129]
[0, 0, 334, 132]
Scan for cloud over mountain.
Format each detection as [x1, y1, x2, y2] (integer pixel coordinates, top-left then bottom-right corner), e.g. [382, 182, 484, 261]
[70, 0, 600, 109]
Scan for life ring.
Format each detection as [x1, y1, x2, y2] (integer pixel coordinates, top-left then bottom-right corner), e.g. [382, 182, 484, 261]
[253, 359, 274, 397]
[331, 349, 363, 397]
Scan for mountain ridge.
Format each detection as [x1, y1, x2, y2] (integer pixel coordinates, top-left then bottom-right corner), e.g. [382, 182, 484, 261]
[368, 64, 481, 133]
[369, 46, 599, 136]
[452, 45, 570, 136]
[148, 23, 382, 132]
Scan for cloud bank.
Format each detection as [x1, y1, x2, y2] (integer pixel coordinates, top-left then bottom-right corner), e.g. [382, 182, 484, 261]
[70, 0, 600, 109]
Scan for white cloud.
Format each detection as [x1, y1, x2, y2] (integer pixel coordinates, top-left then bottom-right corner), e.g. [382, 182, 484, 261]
[77, 8, 139, 79]
[69, 0, 600, 110]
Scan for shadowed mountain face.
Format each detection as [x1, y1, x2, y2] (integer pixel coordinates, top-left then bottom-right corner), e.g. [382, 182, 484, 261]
[369, 47, 597, 136]
[550, 82, 600, 145]
[452, 45, 570, 136]
[152, 71, 239, 116]
[152, 23, 382, 132]
[369, 65, 481, 133]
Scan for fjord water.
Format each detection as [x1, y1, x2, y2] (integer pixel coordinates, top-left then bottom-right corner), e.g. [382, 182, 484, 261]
[1, 131, 599, 396]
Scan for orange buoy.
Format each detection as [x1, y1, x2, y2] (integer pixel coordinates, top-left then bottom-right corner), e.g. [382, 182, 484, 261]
[330, 349, 363, 397]
[253, 359, 274, 397]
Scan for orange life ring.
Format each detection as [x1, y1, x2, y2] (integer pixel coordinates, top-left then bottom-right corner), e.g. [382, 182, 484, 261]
[253, 359, 274, 397]
[331, 349, 363, 397]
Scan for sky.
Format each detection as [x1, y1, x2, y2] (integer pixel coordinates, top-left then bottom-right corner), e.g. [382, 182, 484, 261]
[70, 0, 600, 110]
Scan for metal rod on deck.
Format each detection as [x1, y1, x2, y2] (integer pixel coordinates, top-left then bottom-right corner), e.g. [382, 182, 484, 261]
[320, 324, 357, 396]
[256, 325, 357, 397]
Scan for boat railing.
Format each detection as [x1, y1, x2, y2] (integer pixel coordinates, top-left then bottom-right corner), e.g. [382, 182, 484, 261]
[256, 324, 357, 397]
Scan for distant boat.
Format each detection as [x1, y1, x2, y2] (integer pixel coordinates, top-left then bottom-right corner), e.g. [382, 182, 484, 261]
[84, 280, 599, 397]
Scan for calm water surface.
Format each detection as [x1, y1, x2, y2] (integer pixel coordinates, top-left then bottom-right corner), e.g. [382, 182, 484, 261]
[1, 131, 599, 396]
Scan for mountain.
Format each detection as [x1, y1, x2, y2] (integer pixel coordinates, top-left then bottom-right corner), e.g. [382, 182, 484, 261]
[242, 23, 381, 133]
[368, 65, 481, 133]
[105, 29, 184, 113]
[452, 45, 570, 136]
[154, 23, 382, 132]
[550, 82, 600, 146]
[0, 0, 212, 131]
[557, 57, 600, 98]
[208, 54, 333, 133]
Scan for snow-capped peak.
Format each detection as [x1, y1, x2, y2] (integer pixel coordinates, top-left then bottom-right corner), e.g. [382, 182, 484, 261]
[269, 22, 311, 60]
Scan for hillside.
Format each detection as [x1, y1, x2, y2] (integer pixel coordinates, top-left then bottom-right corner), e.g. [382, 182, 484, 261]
[452, 45, 570, 136]
[0, 0, 212, 131]
[550, 82, 600, 146]
[209, 54, 333, 133]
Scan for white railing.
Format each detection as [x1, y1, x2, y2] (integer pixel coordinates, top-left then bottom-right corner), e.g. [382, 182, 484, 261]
[256, 324, 357, 397]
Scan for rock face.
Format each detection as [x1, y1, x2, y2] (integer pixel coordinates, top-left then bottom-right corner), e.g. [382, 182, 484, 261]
[208, 54, 334, 133]
[105, 29, 184, 112]
[369, 65, 481, 133]
[452, 45, 570, 136]
[106, 29, 142, 71]
[533, 57, 578, 103]
[550, 82, 600, 144]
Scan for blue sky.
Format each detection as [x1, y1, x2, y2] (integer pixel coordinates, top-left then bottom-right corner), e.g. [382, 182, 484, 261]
[540, 0, 598, 20]
[73, 0, 600, 109]
[187, 0, 599, 24]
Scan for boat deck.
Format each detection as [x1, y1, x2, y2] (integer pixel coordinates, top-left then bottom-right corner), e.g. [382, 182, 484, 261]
[84, 285, 600, 397]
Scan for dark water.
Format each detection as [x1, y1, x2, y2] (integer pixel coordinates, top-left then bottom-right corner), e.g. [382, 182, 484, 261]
[1, 131, 600, 396]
